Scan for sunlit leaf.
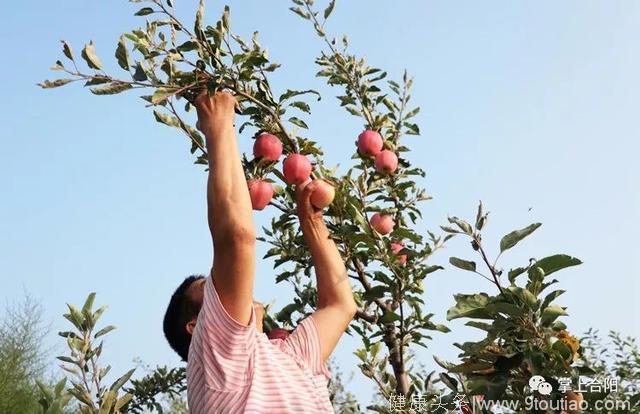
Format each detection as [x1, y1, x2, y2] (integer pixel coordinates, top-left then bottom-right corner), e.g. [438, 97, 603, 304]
[81, 41, 103, 70]
[449, 257, 476, 272]
[38, 79, 73, 88]
[115, 35, 130, 70]
[499, 223, 541, 253]
[90, 82, 133, 95]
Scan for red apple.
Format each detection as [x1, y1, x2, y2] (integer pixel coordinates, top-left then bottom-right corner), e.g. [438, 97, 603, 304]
[247, 179, 273, 211]
[283, 153, 312, 185]
[253, 133, 283, 162]
[267, 328, 291, 341]
[310, 180, 335, 209]
[390, 242, 407, 265]
[357, 129, 383, 156]
[370, 213, 395, 235]
[374, 150, 398, 174]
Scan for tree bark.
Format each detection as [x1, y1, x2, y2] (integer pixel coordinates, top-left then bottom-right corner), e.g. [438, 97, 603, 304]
[383, 324, 410, 395]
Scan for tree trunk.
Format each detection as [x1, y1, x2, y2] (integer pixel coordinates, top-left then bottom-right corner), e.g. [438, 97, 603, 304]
[383, 324, 410, 395]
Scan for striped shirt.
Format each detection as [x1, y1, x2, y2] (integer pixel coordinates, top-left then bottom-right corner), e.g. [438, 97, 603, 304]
[187, 276, 334, 413]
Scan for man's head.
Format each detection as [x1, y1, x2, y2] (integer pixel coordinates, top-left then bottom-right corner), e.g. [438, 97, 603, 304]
[163, 275, 206, 361]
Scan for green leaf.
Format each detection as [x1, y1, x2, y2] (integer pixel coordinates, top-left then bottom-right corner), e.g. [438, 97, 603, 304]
[433, 355, 454, 370]
[449, 360, 494, 374]
[423, 265, 444, 275]
[54, 378, 67, 396]
[345, 106, 361, 116]
[449, 257, 476, 272]
[84, 76, 111, 86]
[506, 286, 537, 308]
[153, 110, 180, 127]
[56, 356, 77, 364]
[114, 393, 134, 411]
[405, 107, 420, 119]
[98, 390, 116, 414]
[535, 254, 582, 276]
[289, 6, 310, 20]
[290, 101, 311, 113]
[194, 0, 205, 35]
[323, 0, 336, 19]
[440, 225, 461, 234]
[447, 293, 491, 320]
[508, 266, 528, 283]
[38, 79, 73, 89]
[465, 321, 492, 331]
[542, 289, 565, 310]
[151, 87, 177, 104]
[37, 380, 54, 402]
[279, 89, 321, 102]
[134, 7, 155, 16]
[110, 369, 135, 391]
[61, 40, 74, 61]
[404, 122, 420, 135]
[115, 36, 130, 70]
[499, 222, 541, 252]
[90, 82, 133, 95]
[132, 62, 148, 81]
[94, 325, 116, 339]
[448, 216, 472, 235]
[552, 339, 573, 361]
[81, 41, 103, 70]
[439, 373, 458, 392]
[541, 305, 567, 325]
[362, 285, 387, 302]
[381, 311, 400, 323]
[177, 40, 199, 52]
[82, 292, 96, 315]
[288, 117, 308, 129]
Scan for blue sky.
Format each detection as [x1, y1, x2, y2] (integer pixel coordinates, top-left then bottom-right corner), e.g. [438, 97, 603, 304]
[2, 0, 639, 404]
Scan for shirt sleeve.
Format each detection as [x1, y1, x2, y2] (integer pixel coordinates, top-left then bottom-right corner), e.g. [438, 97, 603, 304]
[189, 276, 256, 390]
[283, 315, 331, 380]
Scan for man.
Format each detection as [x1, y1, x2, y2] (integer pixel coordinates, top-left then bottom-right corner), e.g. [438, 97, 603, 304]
[162, 90, 357, 413]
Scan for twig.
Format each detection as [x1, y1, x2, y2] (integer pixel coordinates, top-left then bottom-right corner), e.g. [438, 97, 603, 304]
[475, 237, 505, 296]
[356, 309, 376, 323]
[168, 100, 208, 156]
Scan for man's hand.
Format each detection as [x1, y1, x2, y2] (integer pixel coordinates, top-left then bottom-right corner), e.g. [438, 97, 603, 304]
[194, 90, 237, 136]
[295, 179, 325, 226]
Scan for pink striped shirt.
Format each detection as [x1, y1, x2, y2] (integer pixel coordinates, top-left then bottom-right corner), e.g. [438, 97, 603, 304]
[187, 277, 334, 413]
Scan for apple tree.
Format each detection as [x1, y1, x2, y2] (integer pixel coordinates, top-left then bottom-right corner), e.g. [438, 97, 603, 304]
[38, 0, 603, 412]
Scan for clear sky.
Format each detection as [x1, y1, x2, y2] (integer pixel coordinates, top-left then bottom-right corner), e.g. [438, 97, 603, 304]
[2, 0, 639, 404]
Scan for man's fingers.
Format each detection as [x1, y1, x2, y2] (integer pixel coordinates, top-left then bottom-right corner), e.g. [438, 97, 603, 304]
[194, 90, 209, 108]
[296, 179, 316, 199]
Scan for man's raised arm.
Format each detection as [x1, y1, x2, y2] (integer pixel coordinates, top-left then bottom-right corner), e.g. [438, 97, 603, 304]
[195, 91, 255, 325]
[296, 180, 357, 361]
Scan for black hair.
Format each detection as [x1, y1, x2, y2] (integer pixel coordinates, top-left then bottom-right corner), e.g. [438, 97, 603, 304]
[163, 275, 205, 361]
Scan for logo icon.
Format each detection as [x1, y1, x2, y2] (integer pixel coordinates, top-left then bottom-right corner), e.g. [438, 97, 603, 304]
[529, 375, 553, 395]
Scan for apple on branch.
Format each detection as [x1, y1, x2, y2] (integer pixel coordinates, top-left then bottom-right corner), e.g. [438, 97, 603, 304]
[357, 129, 383, 156]
[253, 132, 283, 162]
[370, 212, 395, 235]
[247, 179, 274, 211]
[390, 241, 407, 265]
[375, 150, 398, 175]
[283, 153, 312, 185]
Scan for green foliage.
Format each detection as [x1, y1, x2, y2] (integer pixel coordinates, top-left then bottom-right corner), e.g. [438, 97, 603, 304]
[0, 296, 55, 414]
[327, 359, 362, 413]
[125, 365, 186, 413]
[437, 202, 583, 407]
[579, 330, 640, 413]
[38, 293, 135, 414]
